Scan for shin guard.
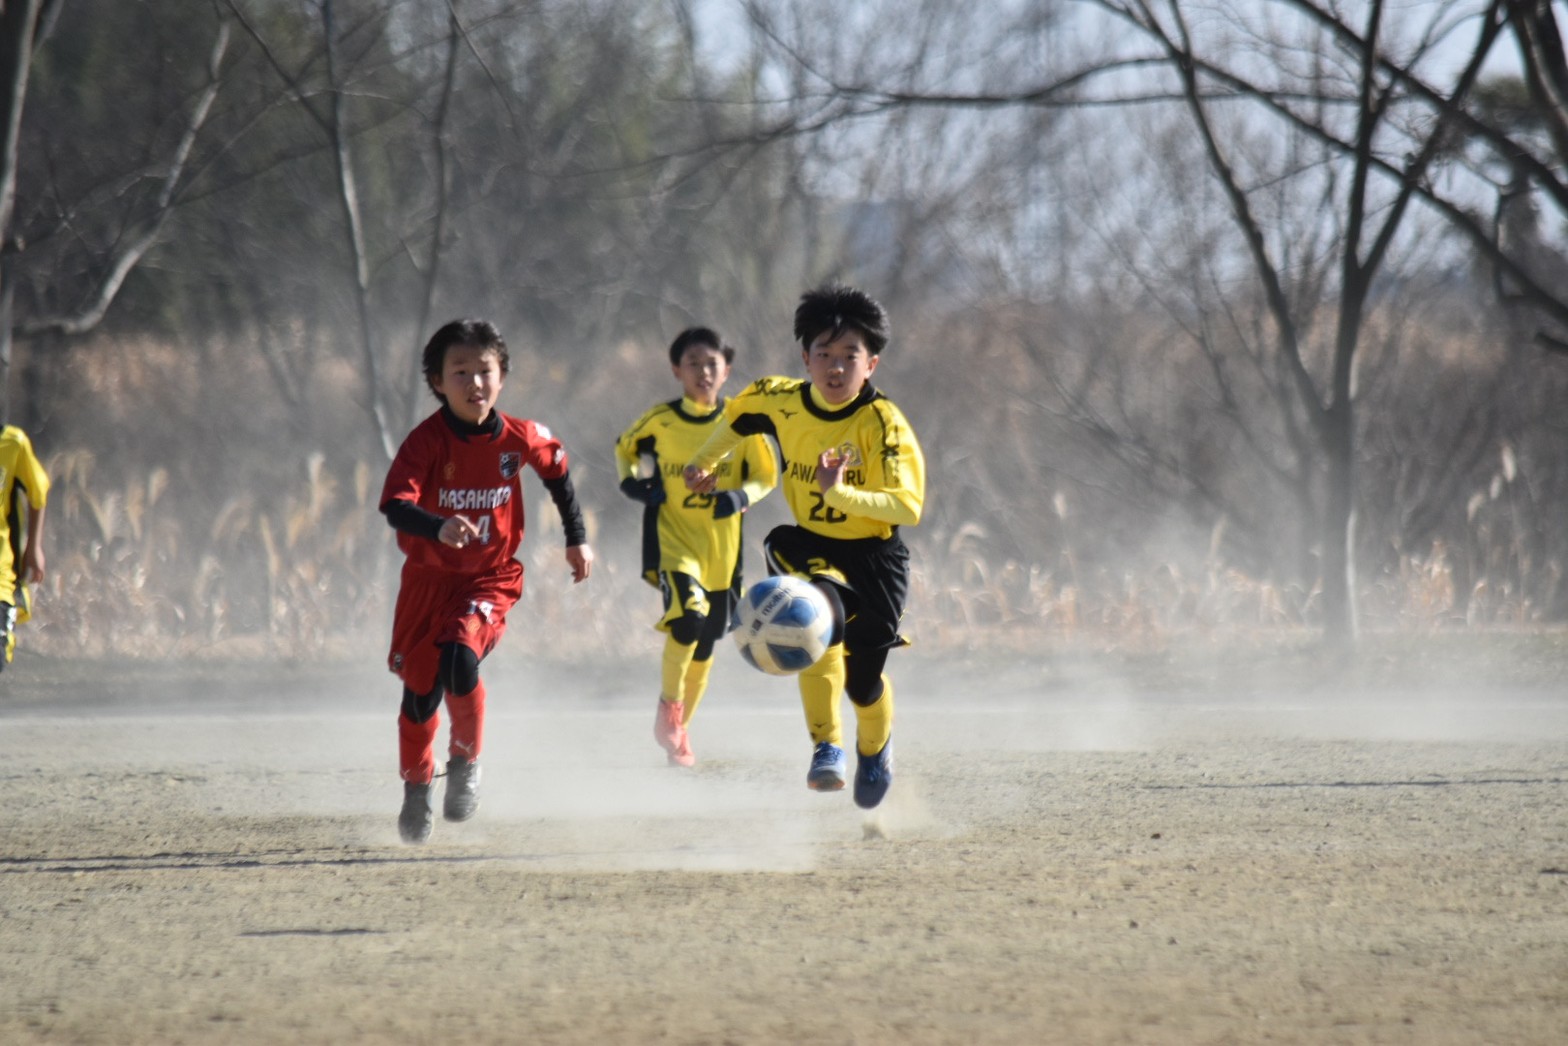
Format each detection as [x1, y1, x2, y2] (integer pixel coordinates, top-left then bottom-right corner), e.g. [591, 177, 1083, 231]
[681, 655, 714, 726]
[661, 635, 698, 704]
[398, 710, 440, 783]
[798, 643, 846, 746]
[854, 674, 894, 757]
[445, 681, 487, 762]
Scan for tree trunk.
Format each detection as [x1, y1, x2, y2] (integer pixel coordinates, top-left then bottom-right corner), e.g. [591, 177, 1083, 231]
[1320, 400, 1358, 651]
[322, 0, 397, 461]
[0, 0, 43, 424]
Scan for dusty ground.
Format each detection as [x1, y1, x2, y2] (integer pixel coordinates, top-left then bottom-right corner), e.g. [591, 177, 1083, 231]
[1, 639, 1566, 1044]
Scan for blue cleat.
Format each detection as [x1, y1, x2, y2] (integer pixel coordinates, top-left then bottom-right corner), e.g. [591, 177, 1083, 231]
[853, 738, 894, 810]
[807, 742, 847, 791]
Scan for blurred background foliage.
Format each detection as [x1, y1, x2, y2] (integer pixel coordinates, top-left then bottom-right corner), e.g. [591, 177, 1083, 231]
[6, 0, 1568, 664]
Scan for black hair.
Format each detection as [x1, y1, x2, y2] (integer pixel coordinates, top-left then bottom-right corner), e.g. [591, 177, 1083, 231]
[793, 282, 889, 356]
[668, 326, 735, 367]
[422, 319, 509, 402]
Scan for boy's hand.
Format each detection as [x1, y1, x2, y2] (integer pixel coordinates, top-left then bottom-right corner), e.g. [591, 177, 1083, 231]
[817, 448, 847, 492]
[619, 475, 665, 506]
[566, 543, 594, 583]
[684, 465, 717, 494]
[21, 547, 44, 584]
[439, 514, 482, 549]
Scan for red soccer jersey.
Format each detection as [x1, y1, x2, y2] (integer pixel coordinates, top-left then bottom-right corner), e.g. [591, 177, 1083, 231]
[380, 409, 569, 575]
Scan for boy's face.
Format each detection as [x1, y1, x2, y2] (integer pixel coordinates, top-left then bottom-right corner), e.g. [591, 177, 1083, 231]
[672, 343, 731, 408]
[432, 344, 505, 425]
[804, 328, 878, 406]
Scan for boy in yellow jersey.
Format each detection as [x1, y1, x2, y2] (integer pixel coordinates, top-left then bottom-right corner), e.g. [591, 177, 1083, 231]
[616, 327, 778, 766]
[0, 425, 49, 670]
[684, 284, 924, 809]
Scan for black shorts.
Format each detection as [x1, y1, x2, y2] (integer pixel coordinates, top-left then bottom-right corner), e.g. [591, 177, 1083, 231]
[658, 569, 741, 638]
[762, 524, 910, 653]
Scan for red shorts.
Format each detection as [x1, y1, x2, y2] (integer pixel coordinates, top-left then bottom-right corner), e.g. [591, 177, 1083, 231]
[388, 561, 523, 694]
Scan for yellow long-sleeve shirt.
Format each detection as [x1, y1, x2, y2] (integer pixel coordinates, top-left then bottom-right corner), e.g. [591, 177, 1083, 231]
[615, 395, 777, 589]
[688, 378, 924, 542]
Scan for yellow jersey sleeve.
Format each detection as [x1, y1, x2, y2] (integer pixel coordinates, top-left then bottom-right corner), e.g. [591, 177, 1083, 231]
[621, 397, 773, 591]
[614, 403, 666, 482]
[0, 427, 49, 509]
[691, 377, 923, 541]
[818, 397, 924, 530]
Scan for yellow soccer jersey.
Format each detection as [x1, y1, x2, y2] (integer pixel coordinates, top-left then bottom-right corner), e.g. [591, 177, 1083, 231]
[689, 377, 924, 541]
[0, 425, 49, 609]
[615, 396, 778, 591]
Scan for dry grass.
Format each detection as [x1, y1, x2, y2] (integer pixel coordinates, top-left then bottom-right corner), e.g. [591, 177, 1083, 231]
[19, 456, 1568, 675]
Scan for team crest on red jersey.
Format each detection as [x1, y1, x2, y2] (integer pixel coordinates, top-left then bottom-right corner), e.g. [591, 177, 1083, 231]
[499, 452, 521, 479]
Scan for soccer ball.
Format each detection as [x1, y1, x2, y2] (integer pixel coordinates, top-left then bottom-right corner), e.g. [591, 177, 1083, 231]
[733, 575, 834, 675]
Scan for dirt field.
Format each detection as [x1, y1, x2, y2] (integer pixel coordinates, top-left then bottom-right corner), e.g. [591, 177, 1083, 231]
[2, 641, 1566, 1045]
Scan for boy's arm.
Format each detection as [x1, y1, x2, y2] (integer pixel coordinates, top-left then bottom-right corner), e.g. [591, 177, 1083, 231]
[821, 482, 921, 526]
[540, 472, 593, 582]
[612, 420, 645, 482]
[540, 472, 589, 548]
[712, 434, 779, 518]
[816, 418, 925, 526]
[687, 379, 782, 492]
[15, 435, 49, 581]
[615, 427, 664, 505]
[382, 499, 444, 541]
[20, 502, 44, 583]
[382, 499, 482, 548]
[685, 422, 746, 483]
[739, 434, 779, 505]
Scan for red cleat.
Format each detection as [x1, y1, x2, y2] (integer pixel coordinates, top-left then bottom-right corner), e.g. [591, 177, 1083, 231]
[654, 698, 695, 767]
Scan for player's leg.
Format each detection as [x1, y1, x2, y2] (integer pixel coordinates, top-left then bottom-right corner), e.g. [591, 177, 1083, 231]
[437, 642, 484, 822]
[681, 579, 733, 727]
[764, 525, 856, 790]
[0, 540, 17, 670]
[656, 634, 697, 764]
[840, 538, 910, 810]
[680, 653, 713, 726]
[0, 601, 15, 670]
[397, 684, 443, 843]
[654, 572, 706, 767]
[388, 572, 460, 843]
[431, 572, 518, 821]
[845, 649, 895, 810]
[798, 581, 849, 790]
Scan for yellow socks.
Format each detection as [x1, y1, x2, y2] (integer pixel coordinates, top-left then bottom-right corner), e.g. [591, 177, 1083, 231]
[854, 675, 894, 756]
[798, 643, 846, 745]
[660, 637, 715, 727]
[660, 635, 696, 705]
[681, 655, 713, 726]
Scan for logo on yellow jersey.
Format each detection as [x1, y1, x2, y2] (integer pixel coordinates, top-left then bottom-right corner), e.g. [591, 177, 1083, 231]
[831, 442, 863, 468]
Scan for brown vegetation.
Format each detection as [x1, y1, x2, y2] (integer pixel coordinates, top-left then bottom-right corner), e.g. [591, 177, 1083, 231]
[19, 308, 1568, 669]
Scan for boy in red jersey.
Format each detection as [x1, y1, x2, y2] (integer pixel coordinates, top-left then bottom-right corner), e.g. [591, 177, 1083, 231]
[381, 319, 593, 844]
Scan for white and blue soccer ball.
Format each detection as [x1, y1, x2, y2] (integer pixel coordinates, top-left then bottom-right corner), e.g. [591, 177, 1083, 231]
[733, 575, 834, 675]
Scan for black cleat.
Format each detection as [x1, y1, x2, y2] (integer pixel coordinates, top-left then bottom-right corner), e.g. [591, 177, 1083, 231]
[443, 757, 481, 822]
[399, 781, 434, 844]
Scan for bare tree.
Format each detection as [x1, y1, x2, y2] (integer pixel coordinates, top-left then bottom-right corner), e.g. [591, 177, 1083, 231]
[1, 1, 234, 424]
[0, 0, 58, 420]
[728, 0, 1553, 648]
